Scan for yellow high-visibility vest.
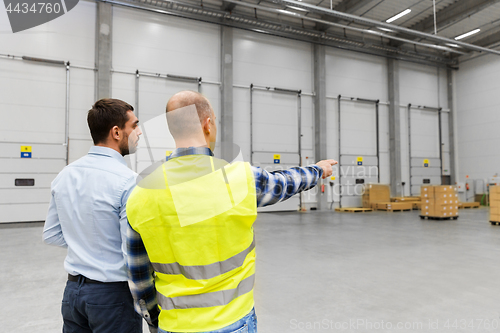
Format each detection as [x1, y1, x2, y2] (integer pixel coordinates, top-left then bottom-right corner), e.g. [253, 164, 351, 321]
[127, 154, 257, 332]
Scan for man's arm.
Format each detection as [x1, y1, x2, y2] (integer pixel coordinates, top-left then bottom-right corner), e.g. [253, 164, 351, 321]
[126, 222, 160, 331]
[253, 160, 336, 207]
[42, 190, 67, 247]
[120, 175, 138, 260]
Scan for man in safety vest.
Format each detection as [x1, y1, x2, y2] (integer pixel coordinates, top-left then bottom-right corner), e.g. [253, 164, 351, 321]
[126, 91, 336, 333]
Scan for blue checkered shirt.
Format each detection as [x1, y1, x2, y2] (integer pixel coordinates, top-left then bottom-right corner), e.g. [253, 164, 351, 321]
[126, 147, 323, 328]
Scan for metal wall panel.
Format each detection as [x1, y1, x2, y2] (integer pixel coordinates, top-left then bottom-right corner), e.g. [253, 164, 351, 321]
[410, 157, 441, 167]
[252, 90, 301, 212]
[0, 174, 55, 189]
[0, 1, 96, 223]
[408, 109, 442, 195]
[338, 100, 379, 208]
[411, 167, 441, 177]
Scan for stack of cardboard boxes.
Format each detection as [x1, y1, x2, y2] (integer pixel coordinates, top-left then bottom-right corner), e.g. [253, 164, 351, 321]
[490, 186, 500, 223]
[391, 196, 421, 210]
[420, 185, 459, 218]
[362, 184, 390, 209]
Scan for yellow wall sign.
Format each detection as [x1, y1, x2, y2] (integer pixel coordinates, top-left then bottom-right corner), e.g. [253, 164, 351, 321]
[357, 156, 363, 166]
[273, 154, 281, 164]
[331, 176, 336, 181]
[423, 159, 429, 168]
[21, 146, 32, 158]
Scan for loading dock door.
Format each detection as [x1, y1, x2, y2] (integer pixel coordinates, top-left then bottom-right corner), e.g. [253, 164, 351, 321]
[0, 60, 67, 223]
[250, 86, 301, 212]
[408, 106, 442, 196]
[338, 97, 379, 208]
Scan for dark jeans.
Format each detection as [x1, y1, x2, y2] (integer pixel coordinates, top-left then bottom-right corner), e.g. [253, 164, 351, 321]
[61, 277, 142, 333]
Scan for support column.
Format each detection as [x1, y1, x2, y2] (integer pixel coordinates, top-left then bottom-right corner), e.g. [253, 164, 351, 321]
[388, 58, 402, 196]
[447, 68, 457, 184]
[96, 2, 112, 100]
[220, 26, 234, 161]
[314, 44, 328, 210]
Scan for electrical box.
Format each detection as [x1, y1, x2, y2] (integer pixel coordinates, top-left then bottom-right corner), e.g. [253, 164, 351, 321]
[457, 182, 465, 193]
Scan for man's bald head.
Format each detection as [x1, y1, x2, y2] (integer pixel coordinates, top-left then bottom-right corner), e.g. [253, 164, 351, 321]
[166, 91, 216, 145]
[166, 91, 213, 124]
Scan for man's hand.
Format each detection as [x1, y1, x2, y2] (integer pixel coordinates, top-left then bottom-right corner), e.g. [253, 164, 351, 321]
[315, 159, 338, 179]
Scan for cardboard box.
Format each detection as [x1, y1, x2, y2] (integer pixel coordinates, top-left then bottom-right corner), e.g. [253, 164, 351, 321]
[421, 205, 434, 215]
[433, 211, 456, 217]
[434, 185, 457, 193]
[434, 192, 455, 199]
[421, 186, 434, 198]
[435, 198, 455, 206]
[490, 206, 500, 215]
[363, 184, 390, 204]
[434, 205, 453, 212]
[490, 213, 500, 222]
[490, 186, 500, 194]
[490, 192, 500, 202]
[376, 202, 413, 211]
[391, 196, 421, 202]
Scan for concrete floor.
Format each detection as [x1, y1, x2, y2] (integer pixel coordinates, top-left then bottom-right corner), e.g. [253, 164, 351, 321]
[1, 208, 499, 333]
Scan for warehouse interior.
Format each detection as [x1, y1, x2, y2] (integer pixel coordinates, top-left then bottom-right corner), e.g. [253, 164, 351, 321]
[1, 0, 500, 332]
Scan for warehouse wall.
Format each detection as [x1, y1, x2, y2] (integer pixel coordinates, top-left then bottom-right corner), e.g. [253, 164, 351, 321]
[111, 6, 221, 172]
[0, 1, 96, 222]
[233, 29, 315, 210]
[399, 63, 450, 196]
[0, 1, 450, 221]
[456, 54, 500, 183]
[325, 48, 390, 207]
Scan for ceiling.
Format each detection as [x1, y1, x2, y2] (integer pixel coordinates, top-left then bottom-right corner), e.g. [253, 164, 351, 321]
[101, 0, 500, 67]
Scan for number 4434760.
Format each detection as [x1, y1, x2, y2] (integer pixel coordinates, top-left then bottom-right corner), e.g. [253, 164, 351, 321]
[5, 2, 62, 14]
[444, 319, 499, 330]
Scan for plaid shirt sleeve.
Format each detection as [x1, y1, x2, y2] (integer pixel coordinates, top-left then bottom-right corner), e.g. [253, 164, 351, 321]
[126, 223, 160, 328]
[252, 165, 323, 207]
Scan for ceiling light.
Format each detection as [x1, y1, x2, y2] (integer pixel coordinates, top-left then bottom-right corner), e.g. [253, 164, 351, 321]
[278, 9, 299, 16]
[377, 27, 394, 33]
[386, 9, 411, 23]
[287, 5, 308, 12]
[445, 43, 459, 48]
[455, 29, 480, 40]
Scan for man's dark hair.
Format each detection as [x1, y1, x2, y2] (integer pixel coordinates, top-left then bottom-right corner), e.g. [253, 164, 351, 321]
[87, 99, 134, 144]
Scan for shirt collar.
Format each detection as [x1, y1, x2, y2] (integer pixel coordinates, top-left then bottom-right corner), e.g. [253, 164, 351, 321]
[88, 146, 127, 166]
[167, 147, 214, 161]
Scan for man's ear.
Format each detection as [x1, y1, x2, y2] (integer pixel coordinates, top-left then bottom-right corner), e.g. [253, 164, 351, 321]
[111, 125, 121, 141]
[203, 118, 211, 135]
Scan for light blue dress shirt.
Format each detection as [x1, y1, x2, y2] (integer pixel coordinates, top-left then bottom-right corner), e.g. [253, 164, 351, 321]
[43, 146, 137, 282]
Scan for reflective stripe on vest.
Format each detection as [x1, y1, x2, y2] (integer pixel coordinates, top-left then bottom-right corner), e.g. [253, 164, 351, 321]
[151, 235, 255, 280]
[157, 274, 255, 310]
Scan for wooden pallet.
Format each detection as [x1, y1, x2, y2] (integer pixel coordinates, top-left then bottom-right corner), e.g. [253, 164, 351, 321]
[458, 202, 480, 209]
[420, 215, 459, 221]
[378, 208, 413, 212]
[490, 221, 500, 226]
[335, 208, 373, 213]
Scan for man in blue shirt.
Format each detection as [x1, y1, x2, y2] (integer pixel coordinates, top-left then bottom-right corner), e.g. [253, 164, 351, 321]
[43, 98, 143, 333]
